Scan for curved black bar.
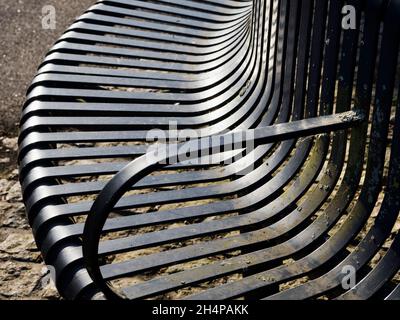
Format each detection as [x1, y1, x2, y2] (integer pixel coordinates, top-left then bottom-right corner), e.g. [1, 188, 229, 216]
[82, 112, 364, 299]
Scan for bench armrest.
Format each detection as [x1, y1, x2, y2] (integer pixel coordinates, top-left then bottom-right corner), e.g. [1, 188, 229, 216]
[82, 110, 365, 299]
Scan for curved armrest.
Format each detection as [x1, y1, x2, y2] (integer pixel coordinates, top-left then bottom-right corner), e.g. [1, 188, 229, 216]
[82, 110, 365, 299]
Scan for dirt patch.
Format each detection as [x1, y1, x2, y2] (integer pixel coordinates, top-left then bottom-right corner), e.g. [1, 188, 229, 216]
[0, 145, 60, 299]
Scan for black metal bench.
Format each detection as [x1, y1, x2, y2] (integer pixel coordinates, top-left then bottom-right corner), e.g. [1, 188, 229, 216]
[18, 0, 400, 300]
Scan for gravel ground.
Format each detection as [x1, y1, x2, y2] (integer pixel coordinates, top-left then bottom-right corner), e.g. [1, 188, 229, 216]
[0, 0, 95, 135]
[0, 0, 95, 300]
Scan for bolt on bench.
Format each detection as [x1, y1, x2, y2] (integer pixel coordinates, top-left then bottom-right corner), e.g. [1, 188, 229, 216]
[18, 0, 400, 300]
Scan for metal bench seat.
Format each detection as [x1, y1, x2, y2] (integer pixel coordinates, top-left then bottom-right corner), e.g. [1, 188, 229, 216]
[18, 0, 400, 300]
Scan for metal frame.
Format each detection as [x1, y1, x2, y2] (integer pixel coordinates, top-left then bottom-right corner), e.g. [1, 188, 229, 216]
[18, 0, 400, 300]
